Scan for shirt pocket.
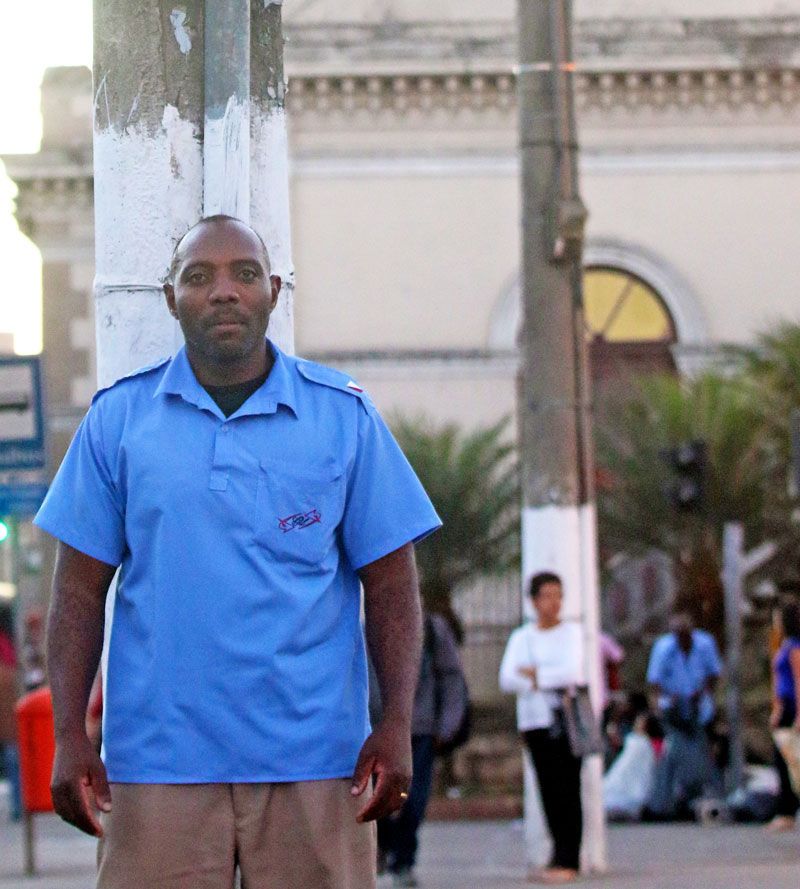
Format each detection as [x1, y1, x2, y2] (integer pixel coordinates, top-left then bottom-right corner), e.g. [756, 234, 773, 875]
[254, 458, 345, 566]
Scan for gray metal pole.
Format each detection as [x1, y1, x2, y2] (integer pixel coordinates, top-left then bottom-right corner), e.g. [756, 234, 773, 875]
[517, 0, 605, 873]
[722, 521, 745, 792]
[204, 0, 251, 219]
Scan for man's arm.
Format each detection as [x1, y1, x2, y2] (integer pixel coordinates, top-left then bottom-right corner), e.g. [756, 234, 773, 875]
[350, 542, 422, 823]
[47, 541, 117, 837]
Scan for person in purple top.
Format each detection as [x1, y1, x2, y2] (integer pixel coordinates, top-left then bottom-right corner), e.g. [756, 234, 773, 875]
[767, 600, 800, 831]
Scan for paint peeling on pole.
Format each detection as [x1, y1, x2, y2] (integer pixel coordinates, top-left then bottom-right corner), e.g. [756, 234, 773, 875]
[93, 0, 204, 386]
[170, 10, 193, 53]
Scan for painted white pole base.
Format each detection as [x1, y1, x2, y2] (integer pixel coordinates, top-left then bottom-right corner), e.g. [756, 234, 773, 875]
[520, 504, 607, 875]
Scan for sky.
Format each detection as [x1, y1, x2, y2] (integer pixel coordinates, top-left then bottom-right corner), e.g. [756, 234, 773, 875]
[0, 1, 93, 354]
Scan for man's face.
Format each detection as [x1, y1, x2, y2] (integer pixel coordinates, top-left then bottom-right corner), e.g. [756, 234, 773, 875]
[164, 219, 281, 374]
[671, 614, 693, 652]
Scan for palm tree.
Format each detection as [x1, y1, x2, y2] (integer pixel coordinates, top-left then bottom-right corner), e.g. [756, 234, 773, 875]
[595, 371, 782, 636]
[391, 415, 520, 638]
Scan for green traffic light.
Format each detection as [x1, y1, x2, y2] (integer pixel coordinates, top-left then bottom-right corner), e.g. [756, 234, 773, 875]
[0, 521, 8, 543]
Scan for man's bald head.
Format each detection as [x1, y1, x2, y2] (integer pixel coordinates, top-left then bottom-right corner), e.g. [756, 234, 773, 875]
[166, 215, 272, 284]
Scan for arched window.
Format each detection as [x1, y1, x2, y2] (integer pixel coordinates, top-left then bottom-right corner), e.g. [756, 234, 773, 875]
[584, 266, 675, 344]
[583, 266, 678, 400]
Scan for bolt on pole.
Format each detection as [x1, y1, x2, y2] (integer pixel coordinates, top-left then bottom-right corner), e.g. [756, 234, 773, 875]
[516, 0, 606, 873]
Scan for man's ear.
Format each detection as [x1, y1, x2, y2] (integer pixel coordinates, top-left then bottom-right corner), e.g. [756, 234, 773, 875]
[164, 284, 178, 319]
[269, 275, 282, 309]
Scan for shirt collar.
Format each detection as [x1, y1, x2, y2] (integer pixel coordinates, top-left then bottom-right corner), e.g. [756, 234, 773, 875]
[154, 340, 298, 418]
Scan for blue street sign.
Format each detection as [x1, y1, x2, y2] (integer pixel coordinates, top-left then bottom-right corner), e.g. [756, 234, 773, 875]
[0, 356, 45, 470]
[0, 483, 48, 517]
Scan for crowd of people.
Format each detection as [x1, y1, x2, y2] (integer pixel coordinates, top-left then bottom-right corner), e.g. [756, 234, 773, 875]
[498, 582, 800, 884]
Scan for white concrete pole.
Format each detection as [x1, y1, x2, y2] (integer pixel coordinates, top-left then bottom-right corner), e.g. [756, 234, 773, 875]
[516, 0, 606, 873]
[92, 0, 204, 387]
[93, 0, 294, 390]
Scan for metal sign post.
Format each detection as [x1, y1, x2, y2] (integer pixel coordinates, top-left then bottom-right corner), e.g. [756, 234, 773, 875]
[721, 522, 777, 792]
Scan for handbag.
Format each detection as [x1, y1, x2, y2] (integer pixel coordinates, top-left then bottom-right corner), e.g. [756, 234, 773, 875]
[556, 685, 603, 758]
[773, 728, 800, 795]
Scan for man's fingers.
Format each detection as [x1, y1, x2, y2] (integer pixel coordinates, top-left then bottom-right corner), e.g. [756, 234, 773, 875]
[89, 760, 112, 813]
[51, 780, 103, 837]
[356, 770, 408, 823]
[350, 750, 375, 797]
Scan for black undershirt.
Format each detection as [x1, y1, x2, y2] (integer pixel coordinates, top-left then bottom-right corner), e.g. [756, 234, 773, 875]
[203, 369, 269, 417]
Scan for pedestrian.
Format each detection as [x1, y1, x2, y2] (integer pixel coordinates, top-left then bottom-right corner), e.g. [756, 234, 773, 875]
[499, 571, 585, 885]
[34, 215, 441, 889]
[0, 603, 21, 821]
[645, 612, 722, 818]
[766, 599, 800, 831]
[377, 611, 468, 887]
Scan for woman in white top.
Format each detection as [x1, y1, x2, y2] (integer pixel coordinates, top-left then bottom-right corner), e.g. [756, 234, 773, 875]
[499, 572, 584, 885]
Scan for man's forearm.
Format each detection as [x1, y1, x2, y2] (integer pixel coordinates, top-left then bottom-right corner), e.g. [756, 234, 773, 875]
[47, 543, 115, 739]
[360, 543, 423, 727]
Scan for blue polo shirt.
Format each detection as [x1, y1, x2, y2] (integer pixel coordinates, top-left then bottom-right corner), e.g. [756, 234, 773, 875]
[35, 342, 441, 783]
[646, 629, 722, 725]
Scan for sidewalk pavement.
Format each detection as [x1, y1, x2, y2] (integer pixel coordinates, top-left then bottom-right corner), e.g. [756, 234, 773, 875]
[2, 791, 800, 889]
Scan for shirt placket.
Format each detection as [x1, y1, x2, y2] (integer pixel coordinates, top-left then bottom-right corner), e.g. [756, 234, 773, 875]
[210, 423, 233, 490]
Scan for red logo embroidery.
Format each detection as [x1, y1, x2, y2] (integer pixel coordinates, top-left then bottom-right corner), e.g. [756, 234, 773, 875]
[279, 509, 321, 532]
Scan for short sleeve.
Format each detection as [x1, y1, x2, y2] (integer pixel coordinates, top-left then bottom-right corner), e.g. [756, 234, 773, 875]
[34, 400, 126, 566]
[646, 636, 668, 685]
[340, 404, 441, 570]
[700, 633, 723, 677]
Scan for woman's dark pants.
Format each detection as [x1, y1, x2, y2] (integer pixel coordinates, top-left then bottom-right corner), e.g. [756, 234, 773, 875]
[523, 728, 583, 871]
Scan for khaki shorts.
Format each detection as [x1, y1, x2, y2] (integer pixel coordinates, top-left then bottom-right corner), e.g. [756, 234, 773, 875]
[96, 780, 377, 889]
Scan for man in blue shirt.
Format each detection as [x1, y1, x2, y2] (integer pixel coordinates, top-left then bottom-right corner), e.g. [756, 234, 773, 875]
[36, 215, 441, 889]
[645, 612, 723, 817]
[647, 612, 722, 728]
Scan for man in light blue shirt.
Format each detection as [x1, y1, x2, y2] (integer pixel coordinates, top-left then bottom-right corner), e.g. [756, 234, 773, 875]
[647, 613, 722, 728]
[36, 215, 441, 889]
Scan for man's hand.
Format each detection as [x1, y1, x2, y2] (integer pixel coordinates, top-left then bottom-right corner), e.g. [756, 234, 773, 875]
[350, 722, 412, 823]
[50, 731, 112, 837]
[517, 665, 537, 686]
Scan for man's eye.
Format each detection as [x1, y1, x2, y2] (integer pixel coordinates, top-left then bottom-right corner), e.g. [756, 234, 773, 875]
[239, 268, 258, 282]
[187, 272, 207, 284]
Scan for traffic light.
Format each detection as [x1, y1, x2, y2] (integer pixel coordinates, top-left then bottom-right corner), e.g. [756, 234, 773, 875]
[0, 519, 9, 544]
[661, 440, 707, 512]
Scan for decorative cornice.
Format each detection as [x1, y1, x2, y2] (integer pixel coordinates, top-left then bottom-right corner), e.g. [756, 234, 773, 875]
[286, 66, 800, 115]
[286, 72, 516, 115]
[8, 176, 93, 242]
[575, 67, 800, 112]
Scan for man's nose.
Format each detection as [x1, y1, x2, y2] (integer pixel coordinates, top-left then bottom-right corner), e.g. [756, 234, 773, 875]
[209, 277, 239, 302]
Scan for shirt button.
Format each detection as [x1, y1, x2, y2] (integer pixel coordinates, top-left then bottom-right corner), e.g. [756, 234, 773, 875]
[222, 427, 229, 434]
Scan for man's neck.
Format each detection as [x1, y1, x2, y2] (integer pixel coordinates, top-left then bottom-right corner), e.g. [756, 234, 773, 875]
[186, 343, 274, 387]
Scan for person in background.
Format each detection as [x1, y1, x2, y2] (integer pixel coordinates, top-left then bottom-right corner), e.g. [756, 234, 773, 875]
[499, 572, 584, 885]
[377, 611, 468, 888]
[645, 612, 722, 817]
[0, 603, 21, 821]
[647, 612, 721, 732]
[766, 599, 800, 832]
[599, 632, 624, 713]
